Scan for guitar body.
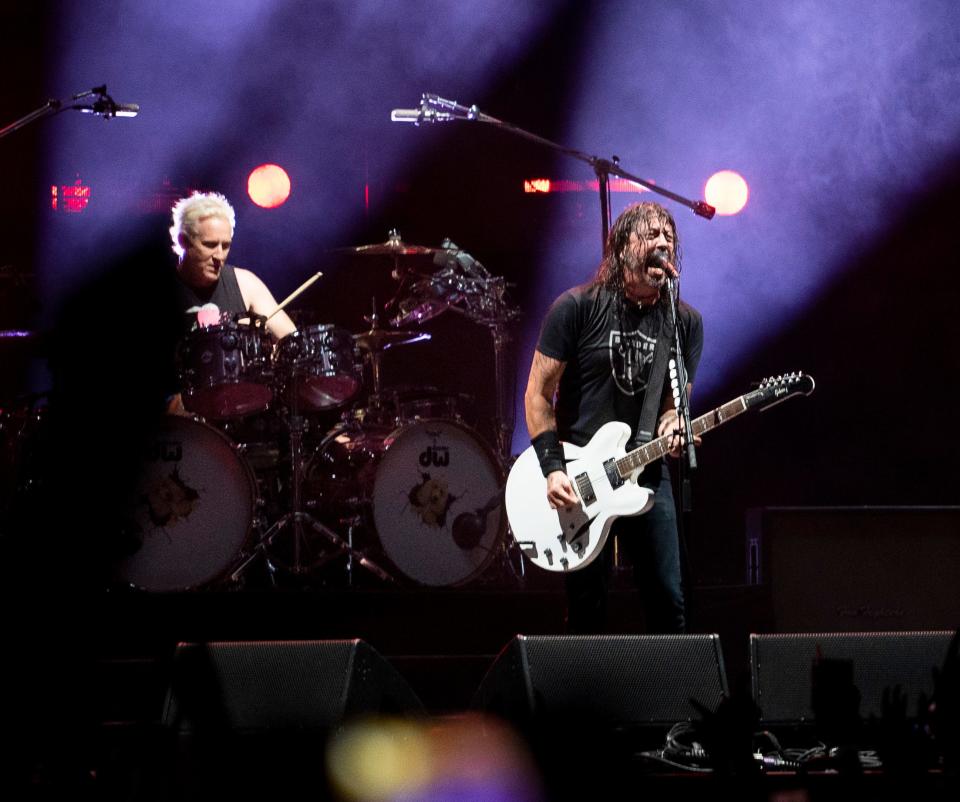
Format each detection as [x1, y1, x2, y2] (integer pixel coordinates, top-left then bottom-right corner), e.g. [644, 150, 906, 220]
[505, 421, 655, 572]
[506, 372, 815, 574]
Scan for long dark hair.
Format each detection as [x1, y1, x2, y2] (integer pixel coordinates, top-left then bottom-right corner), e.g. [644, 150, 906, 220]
[594, 200, 683, 304]
[594, 201, 684, 341]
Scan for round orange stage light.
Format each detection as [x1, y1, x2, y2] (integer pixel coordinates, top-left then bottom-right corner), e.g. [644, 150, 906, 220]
[247, 163, 291, 208]
[704, 170, 748, 216]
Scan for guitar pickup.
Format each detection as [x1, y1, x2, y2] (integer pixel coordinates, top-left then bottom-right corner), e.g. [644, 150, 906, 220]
[604, 458, 624, 490]
[574, 472, 596, 505]
[518, 541, 538, 558]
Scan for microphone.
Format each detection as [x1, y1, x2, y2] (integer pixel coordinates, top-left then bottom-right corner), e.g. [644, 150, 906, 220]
[390, 100, 456, 125]
[451, 490, 503, 550]
[390, 107, 426, 124]
[650, 250, 679, 280]
[74, 97, 140, 118]
[451, 512, 485, 550]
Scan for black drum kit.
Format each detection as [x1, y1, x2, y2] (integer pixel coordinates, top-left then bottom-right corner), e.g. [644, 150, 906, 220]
[109, 232, 523, 592]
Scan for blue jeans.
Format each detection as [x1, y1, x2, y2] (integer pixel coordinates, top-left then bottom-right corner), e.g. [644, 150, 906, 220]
[564, 462, 685, 634]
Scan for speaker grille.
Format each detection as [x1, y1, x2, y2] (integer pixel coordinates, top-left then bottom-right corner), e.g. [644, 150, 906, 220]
[164, 639, 422, 732]
[475, 634, 728, 726]
[750, 630, 954, 723]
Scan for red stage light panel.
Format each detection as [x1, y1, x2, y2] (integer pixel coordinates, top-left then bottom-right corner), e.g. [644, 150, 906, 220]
[51, 177, 91, 213]
[523, 178, 650, 194]
[524, 178, 552, 193]
[247, 164, 291, 208]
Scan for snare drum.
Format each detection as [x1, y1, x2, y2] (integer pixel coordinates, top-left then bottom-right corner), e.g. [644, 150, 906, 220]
[307, 418, 504, 586]
[275, 324, 361, 411]
[393, 387, 462, 424]
[178, 315, 273, 419]
[113, 415, 255, 591]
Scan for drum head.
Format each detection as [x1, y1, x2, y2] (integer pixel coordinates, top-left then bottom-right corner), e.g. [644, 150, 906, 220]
[179, 322, 273, 419]
[113, 416, 254, 591]
[276, 325, 360, 410]
[372, 419, 504, 587]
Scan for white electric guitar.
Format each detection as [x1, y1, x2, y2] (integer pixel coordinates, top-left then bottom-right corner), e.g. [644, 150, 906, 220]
[506, 373, 815, 572]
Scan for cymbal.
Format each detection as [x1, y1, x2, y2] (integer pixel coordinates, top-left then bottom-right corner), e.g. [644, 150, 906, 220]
[332, 230, 439, 258]
[334, 241, 438, 257]
[353, 328, 431, 352]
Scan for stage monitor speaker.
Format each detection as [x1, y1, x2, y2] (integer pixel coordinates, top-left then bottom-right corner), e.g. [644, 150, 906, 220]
[746, 506, 960, 631]
[750, 631, 955, 724]
[472, 634, 728, 727]
[163, 639, 424, 732]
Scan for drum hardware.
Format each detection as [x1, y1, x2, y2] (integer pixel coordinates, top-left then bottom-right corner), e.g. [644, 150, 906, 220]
[386, 240, 521, 467]
[333, 230, 441, 297]
[307, 417, 509, 587]
[351, 298, 432, 428]
[274, 324, 362, 411]
[393, 386, 466, 424]
[332, 229, 441, 260]
[178, 268, 330, 419]
[375, 239, 527, 586]
[240, 367, 395, 583]
[178, 311, 274, 419]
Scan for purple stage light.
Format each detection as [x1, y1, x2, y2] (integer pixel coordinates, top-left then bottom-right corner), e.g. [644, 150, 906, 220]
[515, 0, 960, 455]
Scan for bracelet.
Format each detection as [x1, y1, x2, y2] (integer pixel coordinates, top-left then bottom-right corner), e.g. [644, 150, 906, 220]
[531, 430, 565, 478]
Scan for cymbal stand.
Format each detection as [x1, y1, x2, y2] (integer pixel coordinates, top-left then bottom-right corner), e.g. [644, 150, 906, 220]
[356, 299, 397, 424]
[487, 318, 516, 469]
[244, 371, 394, 583]
[486, 317, 528, 584]
[465, 277, 525, 582]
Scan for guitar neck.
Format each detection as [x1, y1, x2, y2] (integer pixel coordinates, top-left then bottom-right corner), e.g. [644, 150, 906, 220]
[616, 394, 751, 477]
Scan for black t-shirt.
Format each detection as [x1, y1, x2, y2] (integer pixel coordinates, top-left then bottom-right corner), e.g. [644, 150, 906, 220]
[173, 263, 248, 336]
[536, 282, 703, 448]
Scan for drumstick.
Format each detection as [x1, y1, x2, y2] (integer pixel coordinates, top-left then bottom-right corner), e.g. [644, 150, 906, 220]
[265, 271, 323, 321]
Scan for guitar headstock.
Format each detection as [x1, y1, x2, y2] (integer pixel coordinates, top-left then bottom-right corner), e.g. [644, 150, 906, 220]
[747, 372, 816, 411]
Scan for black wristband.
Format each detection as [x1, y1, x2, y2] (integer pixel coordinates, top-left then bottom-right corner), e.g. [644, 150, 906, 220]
[531, 430, 565, 478]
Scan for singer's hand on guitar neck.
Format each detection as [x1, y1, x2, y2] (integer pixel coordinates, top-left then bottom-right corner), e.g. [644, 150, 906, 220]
[657, 409, 701, 458]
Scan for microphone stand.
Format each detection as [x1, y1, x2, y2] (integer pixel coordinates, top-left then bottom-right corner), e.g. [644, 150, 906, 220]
[666, 278, 696, 479]
[0, 85, 129, 140]
[405, 93, 716, 254]
[666, 275, 696, 628]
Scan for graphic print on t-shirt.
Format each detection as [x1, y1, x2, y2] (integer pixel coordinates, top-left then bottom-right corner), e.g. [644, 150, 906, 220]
[609, 329, 657, 395]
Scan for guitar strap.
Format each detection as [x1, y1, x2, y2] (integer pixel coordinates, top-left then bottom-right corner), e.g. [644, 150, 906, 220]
[633, 304, 673, 445]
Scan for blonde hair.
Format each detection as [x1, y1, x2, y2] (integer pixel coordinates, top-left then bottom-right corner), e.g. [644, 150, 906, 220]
[169, 191, 236, 257]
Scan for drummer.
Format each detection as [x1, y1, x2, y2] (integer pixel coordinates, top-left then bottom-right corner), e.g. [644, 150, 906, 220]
[171, 191, 297, 337]
[167, 191, 297, 414]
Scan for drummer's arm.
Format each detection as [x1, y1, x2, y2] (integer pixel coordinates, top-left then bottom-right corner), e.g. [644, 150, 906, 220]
[235, 267, 298, 340]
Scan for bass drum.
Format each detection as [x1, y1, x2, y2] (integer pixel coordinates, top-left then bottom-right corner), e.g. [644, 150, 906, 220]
[113, 415, 255, 591]
[307, 418, 505, 587]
